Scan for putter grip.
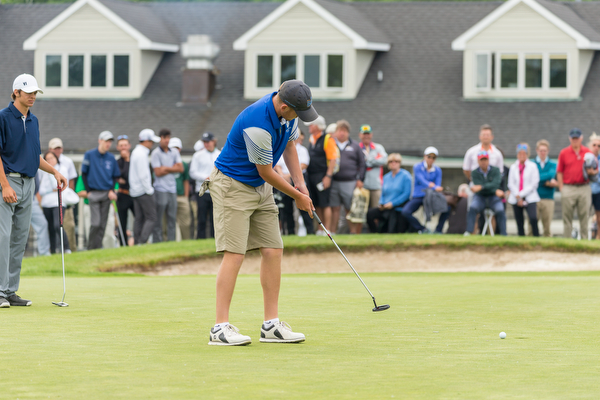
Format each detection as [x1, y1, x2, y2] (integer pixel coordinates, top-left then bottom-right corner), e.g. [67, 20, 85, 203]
[313, 212, 322, 225]
[57, 185, 63, 227]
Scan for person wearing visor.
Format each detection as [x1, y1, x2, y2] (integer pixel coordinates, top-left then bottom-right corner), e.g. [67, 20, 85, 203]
[207, 80, 315, 346]
[507, 143, 540, 237]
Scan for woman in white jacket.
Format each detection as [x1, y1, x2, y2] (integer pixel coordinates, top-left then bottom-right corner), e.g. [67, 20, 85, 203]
[39, 151, 71, 253]
[508, 143, 540, 236]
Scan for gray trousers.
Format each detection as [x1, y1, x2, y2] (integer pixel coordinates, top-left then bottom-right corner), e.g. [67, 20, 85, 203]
[0, 176, 34, 298]
[153, 191, 177, 242]
[88, 190, 112, 250]
[133, 194, 157, 244]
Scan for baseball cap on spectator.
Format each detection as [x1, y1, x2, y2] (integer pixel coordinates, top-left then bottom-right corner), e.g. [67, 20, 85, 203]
[278, 80, 318, 123]
[202, 132, 215, 142]
[139, 128, 160, 143]
[424, 146, 438, 156]
[169, 137, 183, 149]
[569, 128, 582, 138]
[49, 138, 63, 149]
[477, 150, 489, 159]
[360, 125, 372, 134]
[98, 131, 114, 141]
[194, 140, 205, 152]
[303, 115, 326, 128]
[13, 74, 43, 94]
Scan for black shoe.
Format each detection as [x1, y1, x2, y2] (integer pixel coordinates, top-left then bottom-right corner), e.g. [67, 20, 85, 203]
[0, 297, 9, 308]
[7, 294, 32, 306]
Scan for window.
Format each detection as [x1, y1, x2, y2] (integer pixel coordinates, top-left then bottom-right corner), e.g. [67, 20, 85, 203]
[281, 55, 296, 83]
[46, 55, 61, 87]
[304, 55, 320, 87]
[475, 53, 490, 91]
[91, 55, 106, 87]
[113, 55, 129, 87]
[327, 55, 343, 88]
[68, 55, 84, 87]
[525, 54, 542, 88]
[257, 55, 273, 88]
[550, 55, 567, 88]
[500, 54, 518, 88]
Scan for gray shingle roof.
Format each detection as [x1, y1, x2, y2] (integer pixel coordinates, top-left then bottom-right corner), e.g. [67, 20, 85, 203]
[3, 0, 600, 160]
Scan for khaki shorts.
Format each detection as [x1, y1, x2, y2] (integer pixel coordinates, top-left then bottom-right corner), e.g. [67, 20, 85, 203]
[209, 168, 283, 254]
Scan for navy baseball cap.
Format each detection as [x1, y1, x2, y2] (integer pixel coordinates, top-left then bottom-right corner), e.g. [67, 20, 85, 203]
[202, 132, 215, 142]
[569, 128, 582, 138]
[278, 80, 318, 123]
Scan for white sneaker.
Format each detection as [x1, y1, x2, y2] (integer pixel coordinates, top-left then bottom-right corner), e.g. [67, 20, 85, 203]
[260, 321, 305, 343]
[208, 324, 252, 346]
[463, 231, 471, 237]
[316, 230, 326, 236]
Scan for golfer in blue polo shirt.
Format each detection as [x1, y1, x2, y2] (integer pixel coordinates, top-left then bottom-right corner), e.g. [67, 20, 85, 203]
[0, 74, 67, 308]
[207, 80, 316, 346]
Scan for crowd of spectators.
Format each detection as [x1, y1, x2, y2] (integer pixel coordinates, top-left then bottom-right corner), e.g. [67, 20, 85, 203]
[26, 122, 600, 255]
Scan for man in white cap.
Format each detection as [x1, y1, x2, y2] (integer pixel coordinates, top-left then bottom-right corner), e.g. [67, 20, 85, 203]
[129, 129, 160, 244]
[168, 137, 192, 240]
[1, 74, 67, 308]
[49, 137, 78, 249]
[81, 131, 121, 250]
[189, 132, 220, 239]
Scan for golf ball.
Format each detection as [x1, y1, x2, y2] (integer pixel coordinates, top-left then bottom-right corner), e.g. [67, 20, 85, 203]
[499, 332, 506, 339]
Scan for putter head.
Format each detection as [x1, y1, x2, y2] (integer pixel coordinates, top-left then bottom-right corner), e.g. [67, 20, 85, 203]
[372, 304, 390, 312]
[52, 302, 69, 307]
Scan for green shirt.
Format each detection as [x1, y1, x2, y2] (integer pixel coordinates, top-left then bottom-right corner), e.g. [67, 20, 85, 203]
[75, 176, 89, 205]
[175, 161, 190, 196]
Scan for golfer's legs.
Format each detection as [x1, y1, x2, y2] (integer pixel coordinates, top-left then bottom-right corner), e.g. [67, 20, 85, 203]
[0, 189, 14, 297]
[8, 178, 34, 296]
[215, 251, 245, 323]
[260, 247, 282, 321]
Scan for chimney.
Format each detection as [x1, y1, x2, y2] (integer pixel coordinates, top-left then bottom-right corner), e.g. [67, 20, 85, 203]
[181, 35, 220, 104]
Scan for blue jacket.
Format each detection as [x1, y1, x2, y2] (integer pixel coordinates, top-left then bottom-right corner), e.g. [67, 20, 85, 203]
[412, 161, 442, 199]
[0, 102, 41, 177]
[380, 169, 412, 211]
[535, 157, 557, 200]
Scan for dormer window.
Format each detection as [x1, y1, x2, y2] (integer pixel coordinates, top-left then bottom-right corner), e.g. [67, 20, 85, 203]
[44, 53, 130, 90]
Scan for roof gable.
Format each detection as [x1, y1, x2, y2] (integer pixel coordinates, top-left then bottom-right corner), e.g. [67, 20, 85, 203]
[23, 0, 179, 52]
[233, 0, 390, 52]
[452, 0, 600, 50]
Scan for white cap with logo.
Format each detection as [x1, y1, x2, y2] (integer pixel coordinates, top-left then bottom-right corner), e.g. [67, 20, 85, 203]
[13, 74, 43, 94]
[424, 146, 439, 156]
[98, 131, 114, 141]
[168, 137, 183, 149]
[139, 128, 160, 143]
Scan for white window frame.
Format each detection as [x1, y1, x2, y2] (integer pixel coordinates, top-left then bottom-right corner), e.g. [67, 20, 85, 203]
[474, 51, 492, 92]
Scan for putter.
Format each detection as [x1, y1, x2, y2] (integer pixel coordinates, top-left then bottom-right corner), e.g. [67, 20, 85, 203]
[52, 185, 68, 307]
[113, 203, 127, 247]
[313, 213, 390, 312]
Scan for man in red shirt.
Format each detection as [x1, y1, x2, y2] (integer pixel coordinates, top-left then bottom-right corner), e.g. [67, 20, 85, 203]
[557, 128, 597, 239]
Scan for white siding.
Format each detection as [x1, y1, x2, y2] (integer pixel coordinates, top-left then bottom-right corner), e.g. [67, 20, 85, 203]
[141, 51, 164, 92]
[578, 50, 594, 92]
[356, 50, 375, 90]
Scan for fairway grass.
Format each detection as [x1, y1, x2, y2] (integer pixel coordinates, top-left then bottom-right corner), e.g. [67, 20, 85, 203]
[2, 273, 600, 399]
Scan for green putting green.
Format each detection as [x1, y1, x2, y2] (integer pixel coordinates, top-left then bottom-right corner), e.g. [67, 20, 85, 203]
[2, 272, 600, 399]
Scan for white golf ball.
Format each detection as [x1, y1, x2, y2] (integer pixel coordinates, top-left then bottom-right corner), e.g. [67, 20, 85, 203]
[499, 332, 507, 339]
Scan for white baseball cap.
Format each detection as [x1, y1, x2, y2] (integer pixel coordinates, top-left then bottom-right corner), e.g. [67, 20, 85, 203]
[139, 128, 160, 143]
[48, 138, 63, 149]
[13, 74, 43, 94]
[424, 146, 439, 156]
[194, 140, 205, 152]
[98, 131, 114, 141]
[303, 115, 326, 129]
[169, 137, 183, 149]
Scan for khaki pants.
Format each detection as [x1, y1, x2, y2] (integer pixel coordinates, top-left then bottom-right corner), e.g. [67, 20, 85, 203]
[176, 196, 192, 240]
[63, 207, 76, 252]
[561, 184, 591, 239]
[527, 199, 555, 237]
[368, 189, 380, 210]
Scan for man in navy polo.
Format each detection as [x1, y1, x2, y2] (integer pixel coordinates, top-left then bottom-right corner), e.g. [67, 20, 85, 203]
[81, 131, 120, 250]
[0, 74, 67, 308]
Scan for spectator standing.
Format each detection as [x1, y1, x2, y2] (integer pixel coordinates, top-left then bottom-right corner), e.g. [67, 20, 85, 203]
[305, 116, 338, 235]
[130, 129, 160, 244]
[39, 151, 71, 253]
[507, 143, 540, 237]
[358, 124, 387, 233]
[30, 172, 50, 256]
[587, 133, 600, 239]
[189, 132, 220, 239]
[151, 129, 183, 242]
[533, 140, 558, 237]
[557, 128, 594, 239]
[169, 137, 192, 240]
[1, 74, 67, 308]
[81, 131, 120, 250]
[330, 120, 365, 234]
[116, 135, 134, 245]
[402, 147, 449, 234]
[49, 138, 77, 251]
[465, 151, 506, 236]
[366, 153, 411, 233]
[463, 124, 504, 180]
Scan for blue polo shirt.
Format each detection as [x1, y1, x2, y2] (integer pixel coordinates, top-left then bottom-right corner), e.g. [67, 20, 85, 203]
[215, 92, 299, 187]
[0, 102, 41, 177]
[81, 148, 120, 191]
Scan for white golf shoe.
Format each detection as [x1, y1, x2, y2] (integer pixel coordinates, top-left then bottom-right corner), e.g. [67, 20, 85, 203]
[260, 321, 305, 343]
[208, 324, 251, 346]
